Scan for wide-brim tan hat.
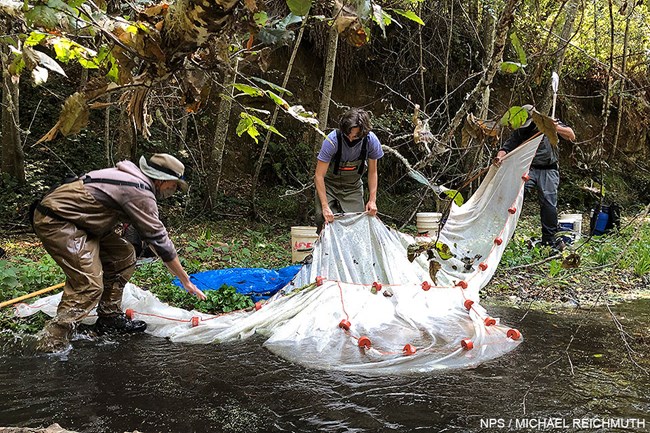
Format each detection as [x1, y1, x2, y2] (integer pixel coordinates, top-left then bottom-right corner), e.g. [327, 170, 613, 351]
[520, 104, 535, 128]
[139, 154, 188, 192]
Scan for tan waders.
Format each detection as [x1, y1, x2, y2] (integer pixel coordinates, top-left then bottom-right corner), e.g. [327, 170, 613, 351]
[33, 181, 137, 352]
[315, 160, 366, 232]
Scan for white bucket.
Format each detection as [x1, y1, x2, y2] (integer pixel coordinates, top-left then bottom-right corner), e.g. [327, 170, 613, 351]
[416, 212, 443, 237]
[291, 226, 319, 262]
[558, 213, 582, 240]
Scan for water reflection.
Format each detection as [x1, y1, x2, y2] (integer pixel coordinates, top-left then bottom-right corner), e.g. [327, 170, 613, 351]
[1, 300, 649, 432]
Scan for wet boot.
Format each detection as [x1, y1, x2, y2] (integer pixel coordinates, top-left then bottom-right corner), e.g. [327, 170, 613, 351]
[95, 313, 147, 335]
[36, 322, 73, 353]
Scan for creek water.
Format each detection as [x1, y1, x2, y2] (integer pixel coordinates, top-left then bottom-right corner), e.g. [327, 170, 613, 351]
[1, 300, 649, 432]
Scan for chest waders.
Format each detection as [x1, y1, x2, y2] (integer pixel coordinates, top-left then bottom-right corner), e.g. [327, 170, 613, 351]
[315, 131, 369, 231]
[32, 177, 151, 352]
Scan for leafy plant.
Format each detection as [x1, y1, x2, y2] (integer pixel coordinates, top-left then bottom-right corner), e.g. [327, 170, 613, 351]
[548, 259, 563, 277]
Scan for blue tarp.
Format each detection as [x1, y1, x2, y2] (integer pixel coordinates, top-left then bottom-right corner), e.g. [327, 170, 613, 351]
[173, 265, 302, 302]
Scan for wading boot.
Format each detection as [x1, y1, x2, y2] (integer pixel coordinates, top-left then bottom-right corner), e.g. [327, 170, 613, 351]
[36, 322, 72, 353]
[95, 313, 147, 335]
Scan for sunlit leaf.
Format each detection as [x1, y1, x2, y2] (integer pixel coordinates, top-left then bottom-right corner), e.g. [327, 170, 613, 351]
[24, 32, 47, 47]
[286, 0, 311, 17]
[243, 112, 285, 138]
[391, 8, 424, 25]
[593, 354, 603, 358]
[233, 83, 265, 97]
[443, 189, 464, 207]
[266, 90, 289, 109]
[250, 76, 293, 96]
[435, 241, 453, 260]
[500, 106, 529, 129]
[500, 61, 525, 73]
[107, 58, 119, 82]
[510, 32, 527, 65]
[253, 11, 268, 26]
[236, 115, 253, 137]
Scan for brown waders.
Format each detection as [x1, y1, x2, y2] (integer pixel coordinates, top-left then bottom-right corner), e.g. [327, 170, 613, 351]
[33, 180, 136, 351]
[315, 160, 365, 233]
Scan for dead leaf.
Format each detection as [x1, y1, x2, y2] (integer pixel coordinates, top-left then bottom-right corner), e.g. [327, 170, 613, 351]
[531, 110, 559, 146]
[59, 92, 89, 136]
[244, 0, 257, 12]
[562, 252, 581, 269]
[429, 260, 441, 284]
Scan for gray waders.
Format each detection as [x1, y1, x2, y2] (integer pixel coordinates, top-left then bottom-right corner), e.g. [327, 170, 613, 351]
[315, 160, 366, 233]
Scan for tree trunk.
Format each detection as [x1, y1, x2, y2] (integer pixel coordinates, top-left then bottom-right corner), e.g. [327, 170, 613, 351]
[538, 0, 579, 115]
[0, 40, 25, 183]
[611, 13, 630, 161]
[207, 58, 239, 206]
[478, 3, 496, 118]
[104, 95, 111, 165]
[313, 24, 339, 156]
[116, 106, 136, 161]
[250, 21, 307, 218]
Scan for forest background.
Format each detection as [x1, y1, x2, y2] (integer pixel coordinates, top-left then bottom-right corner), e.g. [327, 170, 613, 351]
[1, 0, 649, 229]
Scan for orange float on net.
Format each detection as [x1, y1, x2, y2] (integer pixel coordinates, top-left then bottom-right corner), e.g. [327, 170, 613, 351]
[456, 280, 468, 289]
[478, 262, 488, 271]
[461, 339, 474, 350]
[484, 317, 496, 326]
[316, 276, 325, 286]
[372, 282, 382, 292]
[522, 173, 530, 182]
[338, 319, 351, 331]
[421, 281, 431, 291]
[508, 206, 517, 214]
[125, 308, 135, 319]
[254, 301, 263, 311]
[191, 316, 200, 327]
[358, 336, 371, 349]
[507, 328, 522, 340]
[403, 344, 417, 356]
[464, 299, 474, 310]
[494, 237, 503, 245]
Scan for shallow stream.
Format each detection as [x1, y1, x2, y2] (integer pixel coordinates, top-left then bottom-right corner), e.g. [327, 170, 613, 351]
[1, 300, 649, 432]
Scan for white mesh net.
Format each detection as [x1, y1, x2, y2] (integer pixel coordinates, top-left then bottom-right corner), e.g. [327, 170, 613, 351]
[15, 135, 543, 373]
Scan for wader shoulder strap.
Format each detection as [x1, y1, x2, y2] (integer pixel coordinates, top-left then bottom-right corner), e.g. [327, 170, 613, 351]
[332, 130, 343, 175]
[83, 175, 153, 192]
[357, 136, 368, 175]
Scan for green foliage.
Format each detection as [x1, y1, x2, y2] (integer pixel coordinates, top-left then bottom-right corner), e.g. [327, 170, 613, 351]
[591, 243, 619, 266]
[500, 106, 529, 129]
[146, 282, 253, 314]
[548, 259, 563, 277]
[633, 250, 650, 277]
[236, 112, 284, 144]
[499, 237, 548, 268]
[286, 0, 311, 17]
[0, 257, 63, 303]
[390, 9, 425, 26]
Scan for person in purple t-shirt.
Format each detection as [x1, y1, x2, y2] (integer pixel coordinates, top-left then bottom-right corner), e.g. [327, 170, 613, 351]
[314, 108, 384, 232]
